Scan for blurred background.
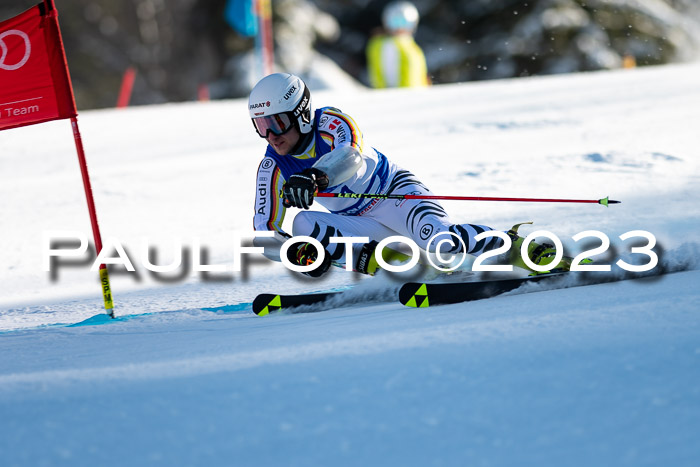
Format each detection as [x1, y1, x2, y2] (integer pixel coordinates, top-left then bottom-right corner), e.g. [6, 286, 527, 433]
[3, 0, 700, 110]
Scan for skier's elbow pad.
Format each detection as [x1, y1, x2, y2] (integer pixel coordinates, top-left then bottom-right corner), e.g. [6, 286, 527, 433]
[312, 146, 363, 187]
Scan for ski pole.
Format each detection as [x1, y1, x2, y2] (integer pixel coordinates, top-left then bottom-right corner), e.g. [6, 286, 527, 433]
[315, 193, 620, 207]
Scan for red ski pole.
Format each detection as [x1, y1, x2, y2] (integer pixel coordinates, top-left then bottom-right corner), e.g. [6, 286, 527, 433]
[315, 193, 620, 207]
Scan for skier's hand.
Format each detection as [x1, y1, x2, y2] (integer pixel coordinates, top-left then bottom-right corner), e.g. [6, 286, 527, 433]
[282, 168, 329, 209]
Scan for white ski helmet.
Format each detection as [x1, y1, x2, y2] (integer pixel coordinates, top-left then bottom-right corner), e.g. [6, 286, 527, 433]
[382, 1, 420, 33]
[248, 73, 313, 137]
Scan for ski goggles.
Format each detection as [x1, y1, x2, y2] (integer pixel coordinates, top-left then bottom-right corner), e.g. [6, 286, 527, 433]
[252, 112, 294, 138]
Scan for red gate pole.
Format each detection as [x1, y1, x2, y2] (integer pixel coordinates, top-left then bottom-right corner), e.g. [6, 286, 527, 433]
[71, 116, 114, 317]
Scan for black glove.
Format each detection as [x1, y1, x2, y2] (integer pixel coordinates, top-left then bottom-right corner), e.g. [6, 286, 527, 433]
[287, 241, 332, 277]
[282, 168, 329, 210]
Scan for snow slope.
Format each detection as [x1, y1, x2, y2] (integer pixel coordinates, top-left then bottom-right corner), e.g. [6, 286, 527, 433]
[1, 63, 699, 466]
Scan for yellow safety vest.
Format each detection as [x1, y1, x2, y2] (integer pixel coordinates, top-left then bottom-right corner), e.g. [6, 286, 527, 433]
[367, 34, 428, 88]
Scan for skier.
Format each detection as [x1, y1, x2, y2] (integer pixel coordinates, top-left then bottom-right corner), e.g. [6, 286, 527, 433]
[250, 72, 570, 277]
[366, 1, 429, 89]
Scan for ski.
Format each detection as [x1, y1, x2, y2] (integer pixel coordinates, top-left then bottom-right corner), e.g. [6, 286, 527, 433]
[399, 273, 567, 307]
[252, 291, 343, 316]
[255, 270, 667, 315]
[252, 274, 561, 315]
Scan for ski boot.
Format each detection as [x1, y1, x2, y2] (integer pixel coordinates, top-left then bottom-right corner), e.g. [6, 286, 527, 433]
[506, 222, 591, 274]
[355, 240, 412, 275]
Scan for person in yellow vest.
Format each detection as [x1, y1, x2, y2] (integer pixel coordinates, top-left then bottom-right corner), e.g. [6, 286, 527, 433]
[366, 1, 430, 88]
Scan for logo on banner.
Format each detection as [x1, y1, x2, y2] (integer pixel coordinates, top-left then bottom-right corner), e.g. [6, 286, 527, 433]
[0, 30, 31, 71]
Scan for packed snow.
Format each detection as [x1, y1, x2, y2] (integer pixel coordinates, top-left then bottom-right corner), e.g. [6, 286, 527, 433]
[1, 63, 699, 466]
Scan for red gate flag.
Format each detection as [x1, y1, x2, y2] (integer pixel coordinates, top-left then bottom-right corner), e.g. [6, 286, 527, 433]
[0, 1, 114, 317]
[0, 0, 77, 131]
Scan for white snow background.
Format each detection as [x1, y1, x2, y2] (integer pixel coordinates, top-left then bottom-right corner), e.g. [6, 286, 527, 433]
[1, 63, 700, 466]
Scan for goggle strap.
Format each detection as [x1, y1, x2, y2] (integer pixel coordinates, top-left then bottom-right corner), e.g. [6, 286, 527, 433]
[291, 86, 311, 124]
